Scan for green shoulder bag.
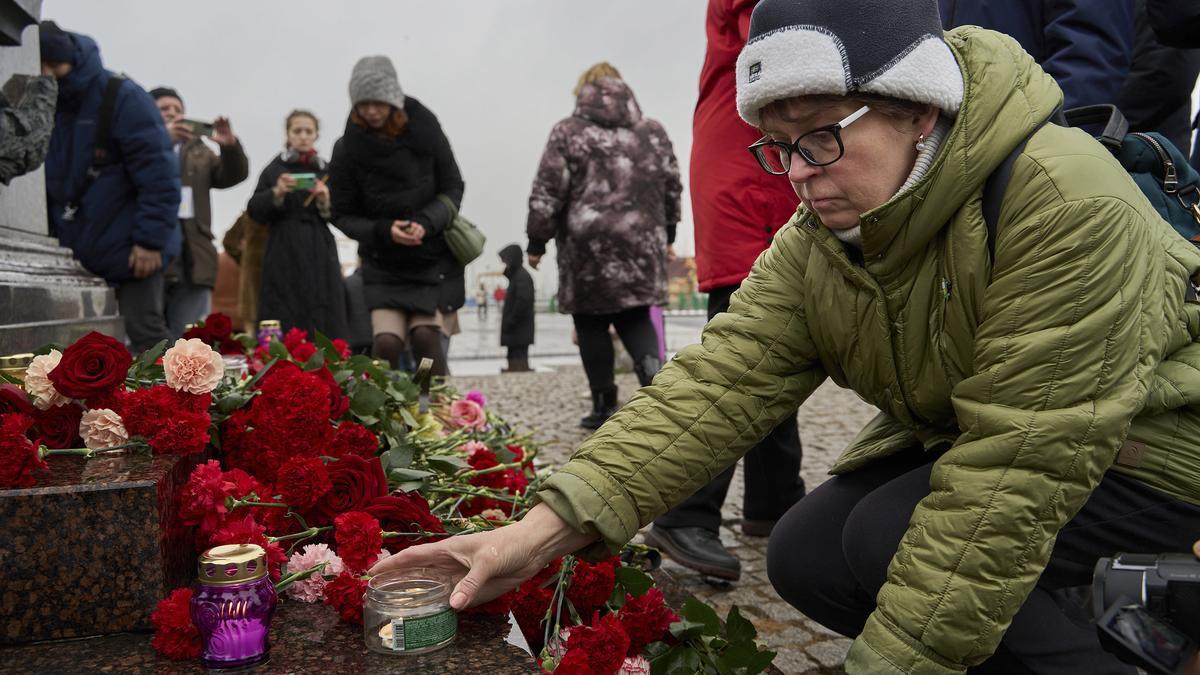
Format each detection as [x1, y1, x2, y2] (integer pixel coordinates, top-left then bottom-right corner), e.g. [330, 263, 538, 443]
[436, 194, 486, 266]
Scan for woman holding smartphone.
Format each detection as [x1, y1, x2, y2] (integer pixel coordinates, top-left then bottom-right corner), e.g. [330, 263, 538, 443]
[328, 55, 464, 376]
[246, 109, 348, 340]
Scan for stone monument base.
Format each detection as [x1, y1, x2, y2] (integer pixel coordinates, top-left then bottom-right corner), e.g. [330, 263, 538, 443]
[0, 452, 203, 644]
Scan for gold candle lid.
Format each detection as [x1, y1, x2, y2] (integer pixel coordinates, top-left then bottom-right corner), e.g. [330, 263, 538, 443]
[0, 353, 34, 369]
[198, 544, 268, 585]
[258, 320, 281, 330]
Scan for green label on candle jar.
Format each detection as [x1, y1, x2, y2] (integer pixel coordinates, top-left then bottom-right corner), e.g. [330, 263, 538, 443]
[389, 610, 456, 651]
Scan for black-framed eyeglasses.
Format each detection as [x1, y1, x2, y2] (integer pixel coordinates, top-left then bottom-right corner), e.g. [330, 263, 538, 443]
[748, 105, 870, 175]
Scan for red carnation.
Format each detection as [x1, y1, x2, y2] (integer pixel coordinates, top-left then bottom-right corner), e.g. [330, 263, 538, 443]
[47, 331, 132, 400]
[330, 421, 379, 459]
[564, 611, 630, 675]
[180, 461, 268, 540]
[335, 511, 383, 573]
[150, 588, 201, 660]
[566, 557, 618, 615]
[324, 572, 369, 625]
[554, 648, 596, 675]
[121, 385, 209, 455]
[0, 384, 34, 416]
[509, 558, 562, 639]
[312, 366, 349, 419]
[0, 414, 46, 488]
[283, 328, 318, 362]
[275, 456, 332, 510]
[364, 492, 446, 552]
[306, 455, 387, 526]
[616, 587, 679, 655]
[32, 402, 83, 449]
[208, 514, 287, 580]
[331, 339, 352, 360]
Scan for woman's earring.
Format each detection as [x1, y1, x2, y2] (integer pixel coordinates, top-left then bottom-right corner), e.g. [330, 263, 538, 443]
[915, 134, 927, 152]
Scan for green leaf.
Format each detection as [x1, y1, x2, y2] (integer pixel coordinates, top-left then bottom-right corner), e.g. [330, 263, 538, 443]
[33, 343, 65, 356]
[137, 339, 168, 369]
[743, 649, 777, 675]
[332, 369, 354, 385]
[389, 468, 434, 482]
[350, 381, 388, 417]
[644, 641, 671, 663]
[657, 645, 703, 675]
[268, 339, 290, 362]
[244, 359, 275, 389]
[495, 444, 517, 464]
[314, 331, 338, 361]
[347, 354, 376, 374]
[725, 606, 756, 645]
[614, 565, 655, 598]
[0, 371, 21, 385]
[395, 480, 424, 493]
[302, 348, 325, 371]
[216, 391, 254, 414]
[668, 618, 708, 641]
[681, 596, 722, 635]
[398, 407, 418, 429]
[426, 454, 468, 473]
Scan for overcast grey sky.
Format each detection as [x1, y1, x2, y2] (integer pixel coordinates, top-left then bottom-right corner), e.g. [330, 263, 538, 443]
[44, 0, 709, 292]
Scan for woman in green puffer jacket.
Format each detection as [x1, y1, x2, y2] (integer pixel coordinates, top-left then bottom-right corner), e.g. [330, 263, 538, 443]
[374, 1, 1200, 672]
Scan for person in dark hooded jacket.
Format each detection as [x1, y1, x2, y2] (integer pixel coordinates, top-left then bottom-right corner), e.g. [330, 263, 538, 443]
[526, 62, 682, 429]
[328, 55, 463, 377]
[40, 21, 180, 352]
[498, 244, 534, 373]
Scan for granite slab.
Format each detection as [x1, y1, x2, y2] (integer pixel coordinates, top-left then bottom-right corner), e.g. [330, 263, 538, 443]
[0, 600, 538, 674]
[0, 452, 202, 644]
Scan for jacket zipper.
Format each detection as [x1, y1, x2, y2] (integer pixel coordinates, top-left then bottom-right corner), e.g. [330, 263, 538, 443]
[1129, 132, 1178, 194]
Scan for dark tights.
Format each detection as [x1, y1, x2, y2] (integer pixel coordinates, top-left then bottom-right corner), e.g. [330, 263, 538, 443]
[573, 306, 660, 390]
[372, 327, 447, 376]
[766, 449, 1200, 673]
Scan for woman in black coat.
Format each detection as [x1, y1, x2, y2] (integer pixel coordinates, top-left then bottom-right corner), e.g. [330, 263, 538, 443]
[498, 244, 534, 372]
[246, 110, 349, 340]
[328, 55, 463, 376]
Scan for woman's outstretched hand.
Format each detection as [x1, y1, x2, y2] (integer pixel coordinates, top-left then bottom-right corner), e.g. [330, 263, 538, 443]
[368, 503, 596, 610]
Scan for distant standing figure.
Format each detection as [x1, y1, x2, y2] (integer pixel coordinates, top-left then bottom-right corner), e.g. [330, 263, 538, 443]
[498, 244, 534, 373]
[246, 110, 348, 339]
[525, 62, 681, 429]
[476, 282, 488, 319]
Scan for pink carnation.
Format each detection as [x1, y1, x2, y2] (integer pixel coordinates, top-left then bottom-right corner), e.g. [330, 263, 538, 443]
[79, 408, 128, 449]
[163, 338, 225, 394]
[24, 350, 70, 409]
[618, 656, 652, 675]
[449, 399, 486, 430]
[284, 544, 345, 603]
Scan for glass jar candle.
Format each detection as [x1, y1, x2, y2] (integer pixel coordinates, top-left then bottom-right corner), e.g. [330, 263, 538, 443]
[256, 320, 283, 348]
[191, 544, 278, 670]
[363, 570, 457, 656]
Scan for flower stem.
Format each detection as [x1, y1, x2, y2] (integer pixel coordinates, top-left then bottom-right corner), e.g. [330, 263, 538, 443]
[38, 442, 141, 460]
[427, 485, 521, 504]
[381, 529, 457, 539]
[267, 526, 331, 544]
[274, 560, 329, 593]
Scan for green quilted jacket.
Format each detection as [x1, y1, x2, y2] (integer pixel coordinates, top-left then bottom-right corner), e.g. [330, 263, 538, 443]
[536, 27, 1200, 674]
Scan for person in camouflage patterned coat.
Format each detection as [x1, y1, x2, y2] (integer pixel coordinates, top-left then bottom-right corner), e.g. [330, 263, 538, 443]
[525, 63, 682, 429]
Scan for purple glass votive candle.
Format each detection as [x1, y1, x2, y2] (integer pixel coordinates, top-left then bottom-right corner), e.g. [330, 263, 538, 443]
[256, 320, 283, 349]
[191, 544, 278, 670]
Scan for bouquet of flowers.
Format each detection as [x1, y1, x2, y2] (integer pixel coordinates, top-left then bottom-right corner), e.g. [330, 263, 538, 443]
[0, 314, 775, 674]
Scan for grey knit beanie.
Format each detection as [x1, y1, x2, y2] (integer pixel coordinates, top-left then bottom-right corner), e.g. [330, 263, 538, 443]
[735, 0, 963, 127]
[349, 55, 405, 109]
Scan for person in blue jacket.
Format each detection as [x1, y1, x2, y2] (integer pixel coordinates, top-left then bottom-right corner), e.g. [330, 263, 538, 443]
[939, 0, 1135, 109]
[40, 21, 180, 352]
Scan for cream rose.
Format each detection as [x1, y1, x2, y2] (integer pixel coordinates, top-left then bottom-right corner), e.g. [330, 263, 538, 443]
[24, 350, 70, 409]
[163, 338, 224, 394]
[79, 408, 129, 449]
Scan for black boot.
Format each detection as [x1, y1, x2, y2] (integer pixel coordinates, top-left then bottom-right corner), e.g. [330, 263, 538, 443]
[634, 355, 662, 387]
[580, 385, 617, 429]
[644, 525, 740, 581]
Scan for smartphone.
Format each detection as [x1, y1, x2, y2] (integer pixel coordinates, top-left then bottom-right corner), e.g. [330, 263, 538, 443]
[1097, 602, 1198, 675]
[289, 173, 317, 190]
[182, 118, 214, 137]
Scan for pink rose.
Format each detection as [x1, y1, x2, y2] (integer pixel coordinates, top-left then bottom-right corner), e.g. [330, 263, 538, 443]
[79, 408, 129, 449]
[618, 656, 652, 675]
[449, 399, 486, 431]
[163, 338, 224, 395]
[25, 350, 70, 409]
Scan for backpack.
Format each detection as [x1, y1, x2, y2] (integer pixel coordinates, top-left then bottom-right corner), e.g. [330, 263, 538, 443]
[983, 105, 1200, 264]
[59, 73, 126, 225]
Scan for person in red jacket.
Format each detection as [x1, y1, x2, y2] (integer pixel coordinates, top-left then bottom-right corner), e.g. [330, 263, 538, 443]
[643, 0, 805, 582]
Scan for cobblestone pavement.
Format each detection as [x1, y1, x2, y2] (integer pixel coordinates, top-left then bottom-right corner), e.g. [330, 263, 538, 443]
[450, 367, 879, 675]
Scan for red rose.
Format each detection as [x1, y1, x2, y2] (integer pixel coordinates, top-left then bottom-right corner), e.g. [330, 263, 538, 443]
[47, 331, 132, 400]
[0, 414, 46, 488]
[324, 572, 369, 625]
[306, 455, 387, 526]
[555, 648, 596, 675]
[33, 402, 83, 449]
[566, 557, 618, 615]
[616, 588, 680, 655]
[208, 513, 287, 580]
[150, 588, 201, 660]
[0, 384, 34, 416]
[364, 492, 446, 552]
[275, 456, 332, 510]
[564, 612, 630, 675]
[330, 421, 379, 459]
[335, 511, 383, 573]
[203, 313, 233, 340]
